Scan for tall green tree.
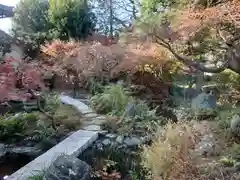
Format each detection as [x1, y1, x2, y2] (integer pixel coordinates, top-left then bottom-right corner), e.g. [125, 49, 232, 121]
[12, 0, 51, 57]
[13, 0, 50, 33]
[48, 0, 96, 39]
[12, 0, 97, 57]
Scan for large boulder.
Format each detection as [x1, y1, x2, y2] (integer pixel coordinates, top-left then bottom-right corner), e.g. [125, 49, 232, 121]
[191, 92, 217, 117]
[194, 133, 221, 157]
[43, 155, 91, 180]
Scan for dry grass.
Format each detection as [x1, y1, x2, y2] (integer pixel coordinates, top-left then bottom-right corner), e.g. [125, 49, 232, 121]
[53, 104, 82, 130]
[142, 122, 206, 180]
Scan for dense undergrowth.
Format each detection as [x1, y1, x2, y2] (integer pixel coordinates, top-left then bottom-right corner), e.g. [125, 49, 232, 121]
[0, 93, 83, 144]
[84, 78, 240, 179]
[89, 83, 167, 136]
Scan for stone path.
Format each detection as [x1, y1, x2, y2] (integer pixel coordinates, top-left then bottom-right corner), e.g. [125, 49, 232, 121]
[59, 95, 107, 131]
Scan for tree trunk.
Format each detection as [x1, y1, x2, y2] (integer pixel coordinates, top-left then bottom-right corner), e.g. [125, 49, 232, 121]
[195, 71, 204, 93]
[109, 0, 113, 38]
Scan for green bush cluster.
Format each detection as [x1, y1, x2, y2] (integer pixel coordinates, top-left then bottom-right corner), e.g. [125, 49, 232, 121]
[13, 0, 96, 57]
[28, 170, 45, 180]
[214, 70, 240, 89]
[0, 112, 37, 142]
[90, 84, 166, 136]
[216, 104, 240, 130]
[44, 92, 61, 114]
[220, 143, 240, 169]
[90, 83, 132, 115]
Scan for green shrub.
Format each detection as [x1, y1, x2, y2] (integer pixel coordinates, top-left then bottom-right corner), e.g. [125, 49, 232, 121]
[214, 70, 240, 89]
[216, 104, 240, 130]
[0, 113, 28, 142]
[85, 78, 105, 95]
[220, 143, 240, 169]
[44, 92, 61, 114]
[103, 100, 166, 136]
[129, 100, 158, 121]
[31, 120, 55, 141]
[90, 84, 131, 114]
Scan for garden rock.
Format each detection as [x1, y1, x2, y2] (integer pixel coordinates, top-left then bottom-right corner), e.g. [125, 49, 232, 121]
[140, 136, 152, 144]
[83, 125, 101, 131]
[116, 136, 124, 144]
[194, 133, 221, 157]
[105, 134, 117, 139]
[230, 114, 240, 136]
[124, 137, 142, 147]
[43, 155, 91, 180]
[191, 92, 216, 117]
[0, 144, 6, 158]
[8, 146, 42, 157]
[173, 107, 192, 120]
[125, 102, 137, 117]
[102, 139, 111, 146]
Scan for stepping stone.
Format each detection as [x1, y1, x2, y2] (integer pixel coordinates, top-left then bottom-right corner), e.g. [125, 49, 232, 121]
[83, 125, 101, 131]
[91, 119, 106, 125]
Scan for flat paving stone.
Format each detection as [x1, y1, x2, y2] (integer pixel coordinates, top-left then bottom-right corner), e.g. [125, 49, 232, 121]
[59, 95, 94, 114]
[83, 125, 101, 131]
[91, 119, 106, 125]
[7, 130, 98, 180]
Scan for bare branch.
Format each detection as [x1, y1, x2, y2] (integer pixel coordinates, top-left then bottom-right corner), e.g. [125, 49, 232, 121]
[155, 35, 229, 73]
[113, 16, 129, 28]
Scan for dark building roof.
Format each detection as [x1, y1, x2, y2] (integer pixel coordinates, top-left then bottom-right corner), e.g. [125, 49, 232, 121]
[0, 4, 14, 18]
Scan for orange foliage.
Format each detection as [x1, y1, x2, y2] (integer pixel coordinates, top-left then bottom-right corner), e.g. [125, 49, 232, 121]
[172, 0, 240, 40]
[87, 32, 119, 46]
[0, 57, 45, 102]
[40, 39, 170, 83]
[40, 39, 172, 102]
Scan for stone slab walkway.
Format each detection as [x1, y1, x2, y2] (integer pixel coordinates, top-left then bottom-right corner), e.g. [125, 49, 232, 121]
[59, 95, 107, 131]
[7, 130, 98, 180]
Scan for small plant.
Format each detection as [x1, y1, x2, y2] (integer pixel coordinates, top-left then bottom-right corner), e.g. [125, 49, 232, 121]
[102, 100, 165, 136]
[216, 105, 240, 139]
[28, 170, 45, 180]
[44, 92, 61, 114]
[142, 122, 200, 180]
[118, 100, 164, 136]
[90, 84, 131, 114]
[220, 143, 240, 169]
[0, 113, 35, 142]
[85, 77, 105, 95]
[30, 120, 55, 141]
